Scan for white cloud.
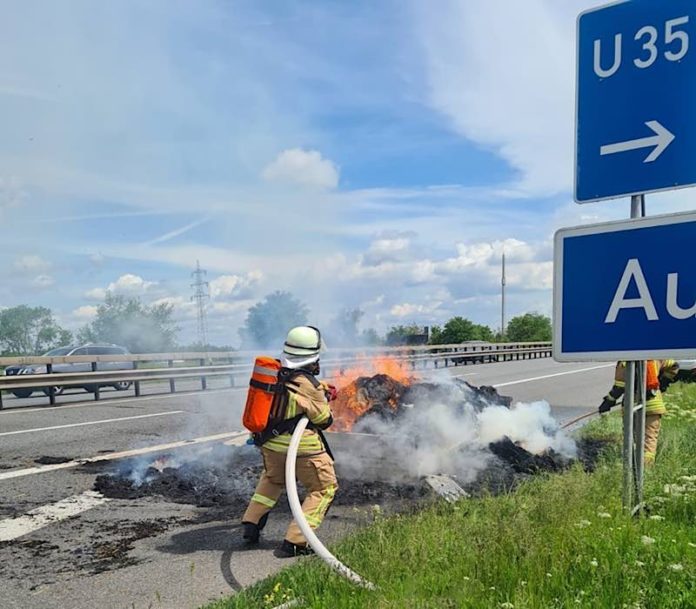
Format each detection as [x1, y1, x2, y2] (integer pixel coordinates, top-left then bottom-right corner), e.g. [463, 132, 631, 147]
[15, 255, 51, 273]
[209, 271, 263, 300]
[31, 274, 55, 288]
[72, 305, 98, 320]
[390, 302, 442, 318]
[363, 232, 414, 266]
[262, 148, 339, 190]
[417, 0, 595, 195]
[86, 274, 157, 300]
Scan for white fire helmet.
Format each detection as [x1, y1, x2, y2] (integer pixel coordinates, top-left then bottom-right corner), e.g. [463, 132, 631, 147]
[281, 325, 325, 369]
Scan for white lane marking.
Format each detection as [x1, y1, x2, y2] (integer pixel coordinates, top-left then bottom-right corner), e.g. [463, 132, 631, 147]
[0, 431, 247, 481]
[493, 364, 613, 388]
[0, 387, 242, 416]
[450, 372, 480, 378]
[0, 411, 184, 437]
[0, 491, 110, 542]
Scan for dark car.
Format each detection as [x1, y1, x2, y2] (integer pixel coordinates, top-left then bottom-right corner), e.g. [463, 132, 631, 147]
[4, 344, 135, 398]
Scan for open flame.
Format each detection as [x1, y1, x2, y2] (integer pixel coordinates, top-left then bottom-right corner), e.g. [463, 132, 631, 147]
[331, 357, 416, 431]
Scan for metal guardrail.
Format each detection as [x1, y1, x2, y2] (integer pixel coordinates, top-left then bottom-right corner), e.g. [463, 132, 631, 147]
[0, 342, 552, 409]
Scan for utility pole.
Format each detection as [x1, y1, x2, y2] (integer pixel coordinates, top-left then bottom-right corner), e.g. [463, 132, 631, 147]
[191, 260, 210, 348]
[501, 252, 506, 338]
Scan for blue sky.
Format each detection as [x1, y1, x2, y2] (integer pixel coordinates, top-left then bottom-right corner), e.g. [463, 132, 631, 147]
[1, 0, 693, 346]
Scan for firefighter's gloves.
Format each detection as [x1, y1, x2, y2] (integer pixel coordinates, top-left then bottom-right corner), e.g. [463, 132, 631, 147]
[320, 381, 338, 402]
[598, 397, 615, 414]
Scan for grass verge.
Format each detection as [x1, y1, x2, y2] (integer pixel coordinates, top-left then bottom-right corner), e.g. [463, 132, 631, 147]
[207, 388, 696, 609]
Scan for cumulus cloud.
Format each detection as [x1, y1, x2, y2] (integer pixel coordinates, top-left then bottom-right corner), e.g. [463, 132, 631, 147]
[85, 274, 157, 300]
[390, 301, 442, 318]
[15, 255, 51, 273]
[362, 232, 415, 266]
[262, 148, 339, 190]
[209, 271, 262, 300]
[72, 305, 98, 320]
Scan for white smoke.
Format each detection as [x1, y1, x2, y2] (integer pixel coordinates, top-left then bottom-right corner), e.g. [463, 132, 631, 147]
[339, 376, 577, 484]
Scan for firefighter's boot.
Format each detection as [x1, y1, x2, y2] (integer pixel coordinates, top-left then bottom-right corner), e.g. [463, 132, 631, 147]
[242, 513, 268, 544]
[274, 539, 314, 558]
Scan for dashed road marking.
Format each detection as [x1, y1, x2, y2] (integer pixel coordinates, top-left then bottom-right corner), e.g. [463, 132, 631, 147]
[0, 491, 110, 542]
[0, 411, 184, 437]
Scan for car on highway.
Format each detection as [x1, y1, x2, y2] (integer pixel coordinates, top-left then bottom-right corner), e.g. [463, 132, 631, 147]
[451, 340, 494, 365]
[4, 344, 135, 398]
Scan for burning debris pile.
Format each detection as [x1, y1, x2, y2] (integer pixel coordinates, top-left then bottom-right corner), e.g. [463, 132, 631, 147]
[95, 362, 605, 510]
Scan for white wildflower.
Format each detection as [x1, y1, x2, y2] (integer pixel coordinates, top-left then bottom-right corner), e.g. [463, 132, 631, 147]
[635, 560, 645, 567]
[641, 536, 656, 545]
[590, 559, 599, 567]
[575, 520, 591, 528]
[463, 576, 470, 581]
[668, 563, 684, 572]
[546, 572, 552, 578]
[649, 515, 665, 521]
[597, 512, 612, 519]
[500, 603, 514, 609]
[520, 581, 527, 587]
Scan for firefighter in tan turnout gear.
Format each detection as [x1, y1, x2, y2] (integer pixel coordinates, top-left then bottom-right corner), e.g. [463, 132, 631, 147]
[598, 360, 678, 465]
[241, 326, 338, 558]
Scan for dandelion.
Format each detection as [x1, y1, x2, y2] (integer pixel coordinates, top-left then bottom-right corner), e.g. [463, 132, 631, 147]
[597, 512, 612, 518]
[575, 519, 591, 528]
[590, 559, 599, 567]
[641, 535, 655, 545]
[649, 515, 665, 521]
[668, 563, 684, 572]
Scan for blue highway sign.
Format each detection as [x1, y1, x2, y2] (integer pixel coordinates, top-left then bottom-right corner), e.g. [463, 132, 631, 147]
[576, 0, 696, 202]
[553, 212, 696, 361]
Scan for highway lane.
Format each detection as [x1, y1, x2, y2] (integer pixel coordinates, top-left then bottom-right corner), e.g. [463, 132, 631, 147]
[0, 358, 614, 609]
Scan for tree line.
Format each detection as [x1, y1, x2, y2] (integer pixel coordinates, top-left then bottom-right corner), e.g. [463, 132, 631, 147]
[0, 290, 551, 356]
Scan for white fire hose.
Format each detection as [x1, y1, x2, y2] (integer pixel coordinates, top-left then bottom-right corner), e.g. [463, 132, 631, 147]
[285, 416, 376, 590]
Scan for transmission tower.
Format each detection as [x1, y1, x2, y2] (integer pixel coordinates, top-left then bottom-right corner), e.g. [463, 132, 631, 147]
[191, 260, 210, 347]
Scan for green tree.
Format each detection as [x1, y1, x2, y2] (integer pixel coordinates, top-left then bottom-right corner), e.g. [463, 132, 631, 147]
[506, 312, 552, 342]
[429, 316, 493, 344]
[240, 291, 309, 349]
[78, 293, 178, 353]
[0, 305, 72, 355]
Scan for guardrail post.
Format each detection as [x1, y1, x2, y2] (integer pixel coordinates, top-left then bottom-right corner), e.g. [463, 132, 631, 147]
[0, 389, 3, 410]
[47, 363, 56, 405]
[134, 361, 141, 397]
[91, 362, 100, 401]
[168, 360, 176, 393]
[200, 358, 207, 390]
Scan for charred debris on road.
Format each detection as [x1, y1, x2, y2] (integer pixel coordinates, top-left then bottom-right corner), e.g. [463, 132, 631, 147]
[95, 372, 608, 513]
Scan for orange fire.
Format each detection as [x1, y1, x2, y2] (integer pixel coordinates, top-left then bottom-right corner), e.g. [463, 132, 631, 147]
[330, 357, 416, 431]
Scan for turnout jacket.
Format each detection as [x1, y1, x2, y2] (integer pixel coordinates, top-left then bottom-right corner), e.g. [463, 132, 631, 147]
[603, 360, 678, 415]
[263, 373, 334, 456]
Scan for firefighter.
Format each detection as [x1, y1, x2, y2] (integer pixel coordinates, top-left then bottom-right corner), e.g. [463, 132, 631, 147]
[241, 326, 338, 558]
[598, 360, 678, 465]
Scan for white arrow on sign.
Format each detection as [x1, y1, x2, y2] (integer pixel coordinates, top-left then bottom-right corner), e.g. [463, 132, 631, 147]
[600, 120, 675, 163]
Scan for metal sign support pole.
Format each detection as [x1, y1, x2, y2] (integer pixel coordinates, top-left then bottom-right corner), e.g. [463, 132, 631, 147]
[623, 194, 647, 510]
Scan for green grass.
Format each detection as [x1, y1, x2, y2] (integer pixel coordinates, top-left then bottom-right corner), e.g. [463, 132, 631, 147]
[207, 390, 696, 609]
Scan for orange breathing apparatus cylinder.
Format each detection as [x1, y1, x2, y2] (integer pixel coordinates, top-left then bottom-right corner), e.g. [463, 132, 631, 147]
[242, 357, 281, 433]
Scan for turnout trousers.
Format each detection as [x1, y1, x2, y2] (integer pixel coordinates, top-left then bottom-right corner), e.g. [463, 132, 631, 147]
[242, 447, 338, 545]
[644, 414, 662, 465]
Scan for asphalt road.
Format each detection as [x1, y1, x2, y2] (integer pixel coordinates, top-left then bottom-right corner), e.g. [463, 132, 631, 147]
[0, 358, 614, 609]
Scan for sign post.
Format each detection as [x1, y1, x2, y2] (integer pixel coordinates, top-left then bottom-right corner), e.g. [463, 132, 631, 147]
[571, 0, 696, 510]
